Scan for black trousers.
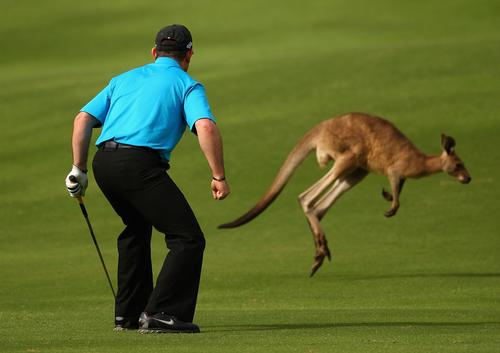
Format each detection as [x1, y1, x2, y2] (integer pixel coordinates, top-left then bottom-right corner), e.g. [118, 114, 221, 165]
[92, 147, 205, 323]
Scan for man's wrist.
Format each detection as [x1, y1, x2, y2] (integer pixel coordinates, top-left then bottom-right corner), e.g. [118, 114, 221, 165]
[72, 164, 88, 174]
[212, 176, 225, 182]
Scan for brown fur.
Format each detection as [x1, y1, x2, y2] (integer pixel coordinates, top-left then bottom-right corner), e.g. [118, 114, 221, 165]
[219, 113, 471, 276]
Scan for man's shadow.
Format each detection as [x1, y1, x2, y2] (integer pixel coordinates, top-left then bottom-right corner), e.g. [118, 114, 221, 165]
[205, 321, 500, 333]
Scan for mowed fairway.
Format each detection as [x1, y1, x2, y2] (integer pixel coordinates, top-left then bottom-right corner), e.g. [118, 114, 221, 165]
[0, 0, 499, 352]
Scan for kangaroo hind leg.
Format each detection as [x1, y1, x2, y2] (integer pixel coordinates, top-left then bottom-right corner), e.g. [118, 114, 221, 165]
[316, 169, 368, 221]
[297, 154, 360, 276]
[298, 153, 357, 212]
[305, 168, 368, 276]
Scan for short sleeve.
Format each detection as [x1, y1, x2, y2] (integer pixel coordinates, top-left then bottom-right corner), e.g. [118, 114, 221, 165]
[183, 83, 215, 131]
[80, 82, 113, 126]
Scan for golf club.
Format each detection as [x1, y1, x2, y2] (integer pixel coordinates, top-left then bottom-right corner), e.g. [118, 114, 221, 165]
[69, 175, 116, 300]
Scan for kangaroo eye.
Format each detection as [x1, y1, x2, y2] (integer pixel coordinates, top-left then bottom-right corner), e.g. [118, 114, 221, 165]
[454, 163, 463, 171]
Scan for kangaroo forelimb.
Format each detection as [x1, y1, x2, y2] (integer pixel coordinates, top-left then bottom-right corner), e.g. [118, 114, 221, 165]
[382, 178, 406, 203]
[384, 177, 406, 217]
[382, 188, 393, 201]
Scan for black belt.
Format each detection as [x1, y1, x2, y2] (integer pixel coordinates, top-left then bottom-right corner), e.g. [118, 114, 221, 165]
[99, 141, 170, 169]
[99, 140, 143, 150]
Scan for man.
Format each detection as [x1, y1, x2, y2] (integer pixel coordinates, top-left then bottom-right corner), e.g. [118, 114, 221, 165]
[65, 24, 229, 334]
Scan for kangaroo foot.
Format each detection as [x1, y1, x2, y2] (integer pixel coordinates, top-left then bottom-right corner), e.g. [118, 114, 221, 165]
[310, 244, 332, 277]
[315, 235, 331, 261]
[310, 254, 325, 277]
[324, 243, 332, 261]
[382, 188, 393, 201]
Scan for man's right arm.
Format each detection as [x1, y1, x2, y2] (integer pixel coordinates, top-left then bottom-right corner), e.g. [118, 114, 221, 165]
[65, 112, 100, 198]
[72, 112, 100, 172]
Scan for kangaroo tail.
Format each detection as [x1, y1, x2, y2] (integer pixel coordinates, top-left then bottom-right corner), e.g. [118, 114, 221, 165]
[218, 130, 317, 229]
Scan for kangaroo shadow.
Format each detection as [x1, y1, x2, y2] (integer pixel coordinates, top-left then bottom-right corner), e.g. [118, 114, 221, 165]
[204, 272, 500, 333]
[343, 272, 500, 281]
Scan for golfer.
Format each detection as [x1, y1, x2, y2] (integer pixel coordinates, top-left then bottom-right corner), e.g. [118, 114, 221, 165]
[65, 24, 229, 333]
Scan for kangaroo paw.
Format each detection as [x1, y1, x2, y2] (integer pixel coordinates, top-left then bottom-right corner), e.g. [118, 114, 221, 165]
[382, 188, 393, 201]
[384, 208, 398, 217]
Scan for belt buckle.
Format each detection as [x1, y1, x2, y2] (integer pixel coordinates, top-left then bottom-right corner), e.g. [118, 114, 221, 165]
[100, 140, 118, 151]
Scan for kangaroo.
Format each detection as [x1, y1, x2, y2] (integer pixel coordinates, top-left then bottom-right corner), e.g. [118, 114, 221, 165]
[219, 113, 471, 276]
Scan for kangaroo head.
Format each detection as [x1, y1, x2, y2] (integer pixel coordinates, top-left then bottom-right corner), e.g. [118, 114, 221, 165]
[440, 134, 471, 184]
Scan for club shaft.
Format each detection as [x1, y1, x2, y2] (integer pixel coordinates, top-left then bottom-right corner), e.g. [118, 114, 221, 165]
[77, 198, 116, 300]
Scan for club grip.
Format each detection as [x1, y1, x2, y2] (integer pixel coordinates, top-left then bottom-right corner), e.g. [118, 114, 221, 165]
[68, 175, 84, 205]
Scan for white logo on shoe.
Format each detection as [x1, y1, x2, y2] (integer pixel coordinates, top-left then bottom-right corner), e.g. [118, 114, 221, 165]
[154, 318, 175, 326]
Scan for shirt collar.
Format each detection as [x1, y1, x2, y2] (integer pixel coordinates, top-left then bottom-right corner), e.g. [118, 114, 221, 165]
[154, 56, 181, 68]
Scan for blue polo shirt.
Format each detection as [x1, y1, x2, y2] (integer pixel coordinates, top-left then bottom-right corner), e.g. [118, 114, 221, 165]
[81, 57, 215, 161]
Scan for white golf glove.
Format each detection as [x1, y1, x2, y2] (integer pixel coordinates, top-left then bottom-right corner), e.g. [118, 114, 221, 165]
[65, 165, 88, 198]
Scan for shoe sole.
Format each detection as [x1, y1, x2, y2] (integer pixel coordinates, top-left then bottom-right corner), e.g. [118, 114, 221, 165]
[114, 326, 139, 332]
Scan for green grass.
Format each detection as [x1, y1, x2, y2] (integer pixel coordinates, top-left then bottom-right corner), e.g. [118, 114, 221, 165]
[0, 0, 499, 352]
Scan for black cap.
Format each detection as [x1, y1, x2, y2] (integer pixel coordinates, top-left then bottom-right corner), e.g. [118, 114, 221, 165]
[155, 24, 193, 52]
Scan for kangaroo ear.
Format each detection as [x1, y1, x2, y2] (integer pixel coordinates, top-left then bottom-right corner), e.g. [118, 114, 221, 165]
[441, 134, 456, 154]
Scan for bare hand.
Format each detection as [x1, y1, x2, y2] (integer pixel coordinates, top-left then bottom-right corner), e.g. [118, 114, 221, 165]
[211, 180, 230, 200]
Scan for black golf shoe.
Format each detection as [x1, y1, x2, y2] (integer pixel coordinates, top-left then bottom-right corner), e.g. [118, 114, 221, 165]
[139, 312, 200, 333]
[114, 316, 139, 331]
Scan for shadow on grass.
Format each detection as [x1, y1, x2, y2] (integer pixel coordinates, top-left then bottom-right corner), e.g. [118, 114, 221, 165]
[205, 321, 500, 333]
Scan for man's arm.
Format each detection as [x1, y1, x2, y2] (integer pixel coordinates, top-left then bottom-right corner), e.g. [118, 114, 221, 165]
[72, 112, 99, 171]
[195, 118, 230, 200]
[65, 112, 100, 197]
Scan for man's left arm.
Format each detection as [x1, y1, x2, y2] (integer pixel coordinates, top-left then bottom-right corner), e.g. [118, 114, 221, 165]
[195, 118, 230, 200]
